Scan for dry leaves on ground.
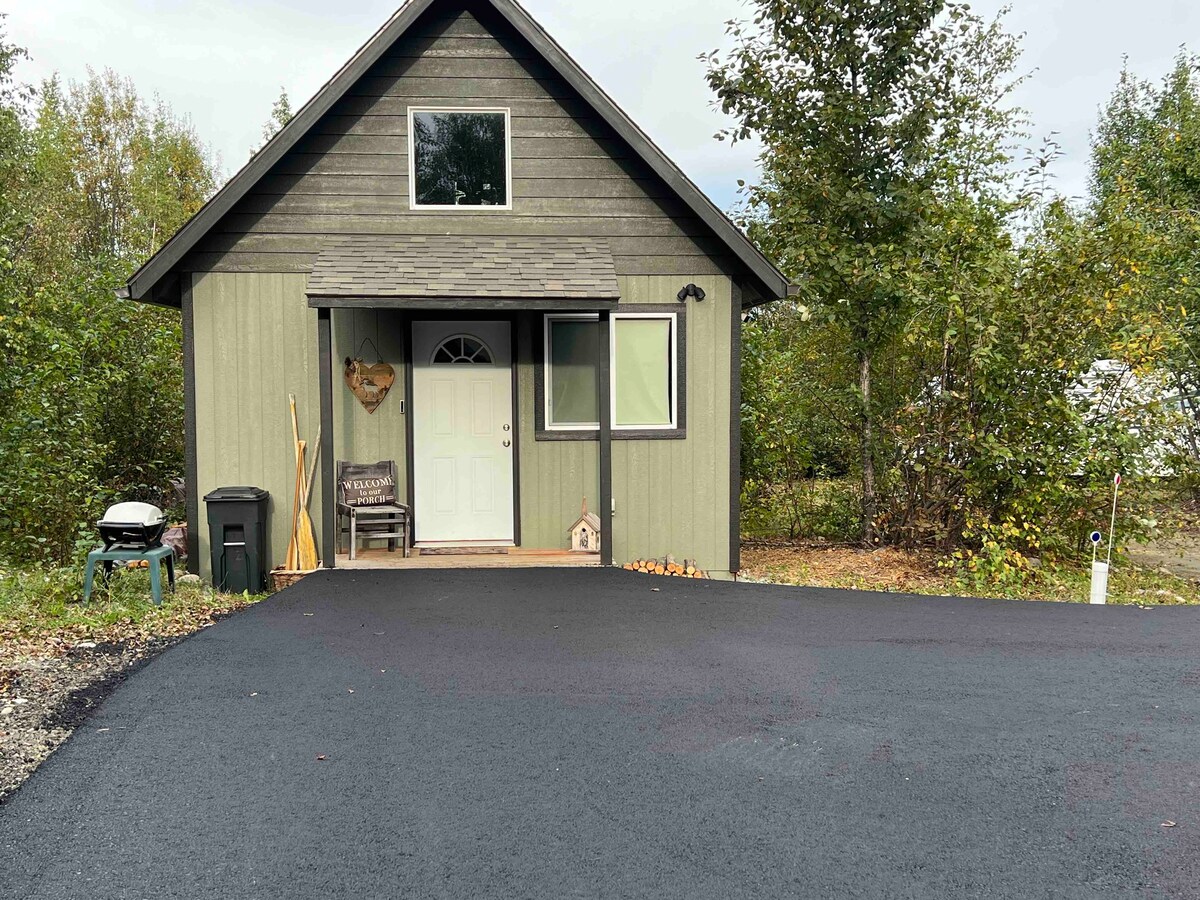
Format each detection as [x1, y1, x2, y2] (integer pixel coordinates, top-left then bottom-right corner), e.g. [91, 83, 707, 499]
[740, 542, 946, 593]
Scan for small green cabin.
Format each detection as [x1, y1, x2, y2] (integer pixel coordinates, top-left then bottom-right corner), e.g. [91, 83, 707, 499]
[122, 0, 789, 579]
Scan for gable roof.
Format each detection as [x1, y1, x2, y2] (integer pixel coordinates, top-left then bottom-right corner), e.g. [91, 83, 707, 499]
[121, 0, 789, 308]
[570, 512, 601, 532]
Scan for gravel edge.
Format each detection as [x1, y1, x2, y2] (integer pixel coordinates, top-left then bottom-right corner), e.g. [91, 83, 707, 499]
[0, 638, 180, 804]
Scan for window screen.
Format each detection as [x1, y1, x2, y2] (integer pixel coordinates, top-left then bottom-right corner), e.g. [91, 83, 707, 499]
[411, 110, 508, 207]
[547, 318, 599, 426]
[614, 318, 673, 427]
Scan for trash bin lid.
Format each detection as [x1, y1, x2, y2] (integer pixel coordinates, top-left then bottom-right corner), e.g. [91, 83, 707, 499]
[203, 486, 269, 503]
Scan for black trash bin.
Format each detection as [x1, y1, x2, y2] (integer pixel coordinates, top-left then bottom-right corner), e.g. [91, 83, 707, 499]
[203, 486, 269, 593]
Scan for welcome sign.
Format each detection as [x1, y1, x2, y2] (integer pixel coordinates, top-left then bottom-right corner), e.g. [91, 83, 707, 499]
[340, 475, 396, 507]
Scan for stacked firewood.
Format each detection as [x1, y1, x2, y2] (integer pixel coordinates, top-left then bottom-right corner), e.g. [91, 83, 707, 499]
[624, 554, 708, 578]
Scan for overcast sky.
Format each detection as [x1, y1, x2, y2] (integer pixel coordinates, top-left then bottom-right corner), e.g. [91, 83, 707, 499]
[6, 0, 1200, 211]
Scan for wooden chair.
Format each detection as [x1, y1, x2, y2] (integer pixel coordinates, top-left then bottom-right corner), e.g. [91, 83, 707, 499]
[336, 461, 410, 560]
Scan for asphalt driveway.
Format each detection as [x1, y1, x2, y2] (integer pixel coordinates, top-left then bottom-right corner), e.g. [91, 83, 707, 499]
[2, 569, 1198, 899]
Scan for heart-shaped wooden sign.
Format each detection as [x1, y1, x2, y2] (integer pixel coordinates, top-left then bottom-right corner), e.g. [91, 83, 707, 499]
[344, 358, 396, 414]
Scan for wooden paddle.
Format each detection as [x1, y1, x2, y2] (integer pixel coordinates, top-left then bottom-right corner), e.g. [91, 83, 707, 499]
[288, 396, 319, 571]
[302, 425, 321, 510]
[285, 437, 303, 571]
[294, 441, 318, 571]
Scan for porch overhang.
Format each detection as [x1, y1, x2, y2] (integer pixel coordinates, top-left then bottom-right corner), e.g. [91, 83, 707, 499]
[305, 234, 621, 310]
[313, 235, 619, 571]
[308, 296, 618, 311]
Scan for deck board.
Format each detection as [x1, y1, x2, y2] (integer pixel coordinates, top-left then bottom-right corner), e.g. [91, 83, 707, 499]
[335, 548, 601, 570]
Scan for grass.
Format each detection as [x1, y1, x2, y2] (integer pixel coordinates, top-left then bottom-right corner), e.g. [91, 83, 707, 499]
[0, 562, 266, 655]
[740, 476, 1200, 605]
[739, 541, 1200, 606]
[0, 562, 267, 803]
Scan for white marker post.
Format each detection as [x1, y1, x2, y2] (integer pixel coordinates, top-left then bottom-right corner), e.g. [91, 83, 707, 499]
[1090, 474, 1121, 606]
[1089, 530, 1107, 605]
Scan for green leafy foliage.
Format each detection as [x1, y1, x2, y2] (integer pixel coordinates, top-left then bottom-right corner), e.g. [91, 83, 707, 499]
[706, 0, 1031, 541]
[1090, 53, 1200, 457]
[739, 304, 862, 538]
[717, 2, 1193, 580]
[0, 35, 218, 565]
[257, 87, 293, 153]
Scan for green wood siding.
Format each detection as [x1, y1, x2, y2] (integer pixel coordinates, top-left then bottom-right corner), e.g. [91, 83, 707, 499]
[331, 308, 408, 484]
[193, 272, 731, 574]
[191, 273, 410, 578]
[183, 1, 734, 281]
[517, 275, 732, 572]
[191, 272, 322, 580]
[611, 276, 732, 572]
[516, 313, 600, 549]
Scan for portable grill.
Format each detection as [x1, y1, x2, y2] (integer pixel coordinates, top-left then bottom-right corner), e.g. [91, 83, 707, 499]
[96, 502, 168, 550]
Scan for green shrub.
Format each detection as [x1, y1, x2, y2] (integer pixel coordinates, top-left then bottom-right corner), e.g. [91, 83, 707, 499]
[742, 476, 861, 543]
[0, 53, 216, 566]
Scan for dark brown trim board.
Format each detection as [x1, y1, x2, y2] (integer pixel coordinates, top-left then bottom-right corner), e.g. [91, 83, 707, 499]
[532, 303, 687, 442]
[402, 313, 417, 543]
[729, 281, 743, 574]
[535, 428, 687, 442]
[121, 0, 788, 306]
[181, 274, 200, 575]
[597, 310, 613, 565]
[509, 315, 522, 547]
[317, 307, 336, 568]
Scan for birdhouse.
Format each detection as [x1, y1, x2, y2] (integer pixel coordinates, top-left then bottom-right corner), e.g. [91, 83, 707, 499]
[568, 497, 601, 553]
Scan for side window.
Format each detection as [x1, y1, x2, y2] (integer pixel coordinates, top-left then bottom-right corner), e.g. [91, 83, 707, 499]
[409, 108, 510, 209]
[612, 315, 677, 429]
[544, 315, 599, 429]
[542, 313, 679, 432]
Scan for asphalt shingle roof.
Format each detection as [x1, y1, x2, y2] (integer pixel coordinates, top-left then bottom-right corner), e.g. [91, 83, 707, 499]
[306, 235, 621, 301]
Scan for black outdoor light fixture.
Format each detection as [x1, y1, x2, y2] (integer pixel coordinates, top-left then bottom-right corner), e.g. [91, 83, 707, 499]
[677, 283, 706, 302]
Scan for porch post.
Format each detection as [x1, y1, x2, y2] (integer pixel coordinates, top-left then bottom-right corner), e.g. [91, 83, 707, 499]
[317, 307, 336, 569]
[598, 310, 613, 566]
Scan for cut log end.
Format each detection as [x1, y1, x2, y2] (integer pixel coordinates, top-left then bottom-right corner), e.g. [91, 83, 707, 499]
[623, 557, 707, 579]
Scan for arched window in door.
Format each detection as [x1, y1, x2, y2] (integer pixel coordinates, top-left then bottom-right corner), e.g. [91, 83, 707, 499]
[431, 335, 493, 365]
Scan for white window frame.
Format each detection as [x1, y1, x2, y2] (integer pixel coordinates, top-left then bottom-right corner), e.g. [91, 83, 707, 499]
[407, 106, 513, 211]
[544, 313, 600, 431]
[611, 312, 679, 432]
[542, 312, 680, 432]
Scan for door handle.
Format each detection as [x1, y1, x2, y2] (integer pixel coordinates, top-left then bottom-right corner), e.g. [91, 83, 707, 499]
[503, 439, 511, 448]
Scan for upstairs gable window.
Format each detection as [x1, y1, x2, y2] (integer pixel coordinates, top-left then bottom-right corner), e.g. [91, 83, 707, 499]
[409, 108, 511, 209]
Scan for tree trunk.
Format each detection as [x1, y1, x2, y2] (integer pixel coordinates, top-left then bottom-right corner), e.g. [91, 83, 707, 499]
[1169, 368, 1200, 460]
[859, 346, 876, 544]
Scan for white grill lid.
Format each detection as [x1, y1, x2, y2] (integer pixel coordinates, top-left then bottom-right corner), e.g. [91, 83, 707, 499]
[101, 502, 165, 526]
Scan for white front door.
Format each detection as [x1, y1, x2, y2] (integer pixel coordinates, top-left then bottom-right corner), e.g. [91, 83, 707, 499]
[412, 321, 515, 544]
